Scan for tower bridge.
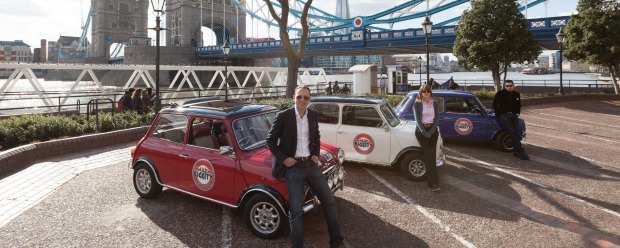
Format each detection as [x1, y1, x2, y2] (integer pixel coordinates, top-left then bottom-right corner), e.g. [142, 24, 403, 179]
[82, 0, 571, 64]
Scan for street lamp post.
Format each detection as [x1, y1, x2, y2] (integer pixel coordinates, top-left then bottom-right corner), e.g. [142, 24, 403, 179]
[422, 16, 433, 84]
[418, 56, 423, 86]
[150, 0, 166, 112]
[222, 41, 230, 101]
[556, 27, 566, 96]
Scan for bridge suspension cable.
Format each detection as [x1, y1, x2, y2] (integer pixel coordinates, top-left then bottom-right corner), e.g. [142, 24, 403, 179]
[233, 0, 552, 35]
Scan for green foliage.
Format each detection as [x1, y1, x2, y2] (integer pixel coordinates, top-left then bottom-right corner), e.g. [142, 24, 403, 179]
[471, 89, 497, 101]
[564, 0, 620, 68]
[454, 0, 541, 90]
[0, 112, 151, 151]
[255, 98, 295, 110]
[365, 93, 405, 107]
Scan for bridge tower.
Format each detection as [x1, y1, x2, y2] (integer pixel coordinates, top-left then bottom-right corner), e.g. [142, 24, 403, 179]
[90, 0, 149, 59]
[166, 0, 246, 47]
[336, 0, 351, 34]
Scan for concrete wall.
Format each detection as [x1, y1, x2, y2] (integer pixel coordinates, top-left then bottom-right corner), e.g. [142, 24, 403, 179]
[0, 126, 149, 178]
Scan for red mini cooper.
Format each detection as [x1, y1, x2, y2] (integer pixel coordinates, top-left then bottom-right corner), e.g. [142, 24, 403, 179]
[130, 98, 345, 238]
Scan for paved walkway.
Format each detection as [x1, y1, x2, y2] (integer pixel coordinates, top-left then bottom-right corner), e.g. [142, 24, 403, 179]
[0, 142, 134, 227]
[0, 142, 339, 247]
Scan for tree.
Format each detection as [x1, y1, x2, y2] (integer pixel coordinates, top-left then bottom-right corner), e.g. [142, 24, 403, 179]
[564, 0, 620, 94]
[264, 0, 313, 97]
[453, 0, 541, 91]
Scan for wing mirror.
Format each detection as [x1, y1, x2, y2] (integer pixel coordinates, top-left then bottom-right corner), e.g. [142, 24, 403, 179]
[382, 122, 390, 132]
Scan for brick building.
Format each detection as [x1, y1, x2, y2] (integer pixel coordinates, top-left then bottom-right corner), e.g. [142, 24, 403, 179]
[0, 40, 32, 62]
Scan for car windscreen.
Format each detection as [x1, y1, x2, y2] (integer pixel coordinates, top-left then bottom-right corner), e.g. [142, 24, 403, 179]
[231, 112, 276, 150]
[396, 95, 411, 109]
[380, 103, 400, 127]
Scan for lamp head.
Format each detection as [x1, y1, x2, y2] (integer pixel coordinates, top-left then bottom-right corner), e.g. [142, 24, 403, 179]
[556, 27, 566, 44]
[422, 16, 433, 35]
[223, 41, 230, 55]
[151, 0, 166, 14]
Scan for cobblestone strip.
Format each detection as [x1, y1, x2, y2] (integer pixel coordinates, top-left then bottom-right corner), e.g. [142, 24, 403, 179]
[0, 142, 135, 228]
[443, 174, 620, 248]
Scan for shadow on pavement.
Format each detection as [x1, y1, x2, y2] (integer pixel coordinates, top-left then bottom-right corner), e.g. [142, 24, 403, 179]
[335, 196, 429, 248]
[135, 190, 290, 247]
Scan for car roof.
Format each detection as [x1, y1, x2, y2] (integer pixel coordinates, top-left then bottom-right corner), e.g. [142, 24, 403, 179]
[311, 96, 387, 105]
[405, 90, 475, 97]
[160, 97, 277, 118]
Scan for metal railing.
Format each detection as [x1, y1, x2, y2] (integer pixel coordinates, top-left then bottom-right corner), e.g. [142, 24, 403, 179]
[0, 84, 339, 115]
[406, 78, 613, 88]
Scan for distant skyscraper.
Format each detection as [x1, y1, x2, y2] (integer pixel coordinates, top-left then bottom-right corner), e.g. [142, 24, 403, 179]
[336, 0, 351, 34]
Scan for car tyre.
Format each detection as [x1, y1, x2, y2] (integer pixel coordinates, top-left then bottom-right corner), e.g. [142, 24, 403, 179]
[400, 152, 426, 181]
[496, 131, 513, 152]
[133, 163, 163, 199]
[244, 193, 286, 239]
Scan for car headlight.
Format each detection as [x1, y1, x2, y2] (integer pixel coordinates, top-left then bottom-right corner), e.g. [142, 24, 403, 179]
[327, 174, 335, 188]
[337, 167, 345, 180]
[337, 149, 345, 164]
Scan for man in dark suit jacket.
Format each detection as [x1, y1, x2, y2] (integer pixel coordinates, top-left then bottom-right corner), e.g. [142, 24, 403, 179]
[266, 85, 344, 248]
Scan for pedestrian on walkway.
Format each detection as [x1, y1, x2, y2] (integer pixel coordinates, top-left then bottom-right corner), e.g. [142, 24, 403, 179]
[332, 81, 340, 94]
[120, 88, 134, 112]
[492, 80, 529, 160]
[141, 89, 153, 112]
[131, 88, 144, 114]
[412, 84, 441, 192]
[266, 85, 345, 248]
[325, 81, 333, 95]
[449, 78, 459, 90]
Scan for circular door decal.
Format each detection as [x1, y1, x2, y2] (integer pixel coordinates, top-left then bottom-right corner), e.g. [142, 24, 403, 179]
[353, 17, 363, 27]
[353, 134, 374, 155]
[192, 159, 215, 191]
[454, 118, 474, 135]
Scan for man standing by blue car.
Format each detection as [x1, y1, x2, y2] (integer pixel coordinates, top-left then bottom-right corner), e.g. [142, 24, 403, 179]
[493, 80, 530, 160]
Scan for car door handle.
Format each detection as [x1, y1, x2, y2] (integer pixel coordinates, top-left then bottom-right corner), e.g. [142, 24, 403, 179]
[179, 154, 189, 158]
[337, 131, 347, 134]
[444, 117, 453, 120]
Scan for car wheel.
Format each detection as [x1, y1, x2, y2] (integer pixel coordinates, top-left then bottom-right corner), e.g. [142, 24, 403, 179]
[244, 193, 286, 239]
[400, 152, 426, 181]
[133, 163, 162, 199]
[496, 131, 513, 152]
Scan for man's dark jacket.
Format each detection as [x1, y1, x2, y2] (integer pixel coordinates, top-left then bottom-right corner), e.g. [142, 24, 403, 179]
[266, 107, 321, 179]
[492, 89, 521, 116]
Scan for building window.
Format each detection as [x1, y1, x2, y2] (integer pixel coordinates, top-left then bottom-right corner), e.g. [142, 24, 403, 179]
[119, 3, 130, 13]
[109, 4, 113, 10]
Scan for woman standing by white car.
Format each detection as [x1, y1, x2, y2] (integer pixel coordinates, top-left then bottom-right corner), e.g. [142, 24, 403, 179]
[413, 84, 441, 192]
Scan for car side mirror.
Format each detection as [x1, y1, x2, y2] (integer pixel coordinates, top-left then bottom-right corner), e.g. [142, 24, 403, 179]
[220, 146, 234, 155]
[382, 123, 390, 132]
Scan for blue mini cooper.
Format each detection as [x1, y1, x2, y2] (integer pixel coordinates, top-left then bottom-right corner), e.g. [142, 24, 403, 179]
[393, 90, 526, 152]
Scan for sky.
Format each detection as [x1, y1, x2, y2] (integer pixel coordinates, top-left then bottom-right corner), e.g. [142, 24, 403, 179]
[0, 0, 579, 54]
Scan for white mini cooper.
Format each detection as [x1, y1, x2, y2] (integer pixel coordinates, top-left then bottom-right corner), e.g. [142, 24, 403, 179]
[309, 96, 446, 181]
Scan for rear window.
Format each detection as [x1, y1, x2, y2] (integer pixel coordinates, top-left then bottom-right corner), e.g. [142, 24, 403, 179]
[309, 103, 339, 124]
[151, 114, 188, 144]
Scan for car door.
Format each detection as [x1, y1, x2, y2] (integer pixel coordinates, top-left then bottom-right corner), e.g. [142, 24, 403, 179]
[177, 117, 237, 204]
[309, 103, 340, 146]
[441, 96, 493, 141]
[142, 113, 188, 187]
[337, 104, 390, 164]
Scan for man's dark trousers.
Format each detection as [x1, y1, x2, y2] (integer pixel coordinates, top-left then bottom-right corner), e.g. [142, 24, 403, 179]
[498, 113, 524, 153]
[285, 160, 343, 248]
